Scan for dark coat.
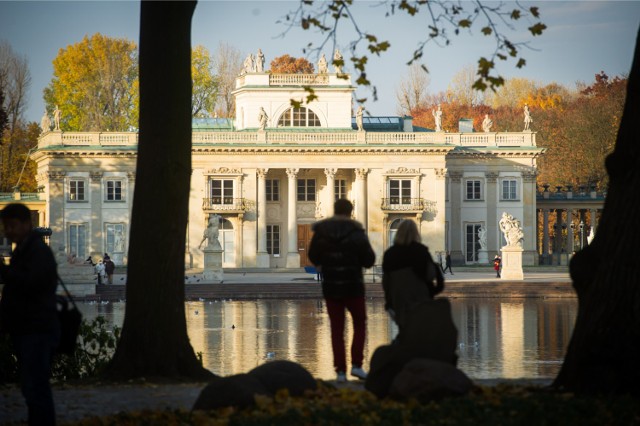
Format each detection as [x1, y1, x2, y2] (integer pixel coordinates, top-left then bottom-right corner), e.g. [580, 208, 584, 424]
[104, 259, 115, 275]
[0, 231, 59, 335]
[308, 216, 375, 299]
[382, 242, 444, 311]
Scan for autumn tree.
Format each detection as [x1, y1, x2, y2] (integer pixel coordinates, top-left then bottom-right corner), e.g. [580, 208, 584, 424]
[212, 42, 243, 118]
[395, 63, 430, 115]
[484, 77, 539, 108]
[270, 54, 314, 74]
[0, 40, 37, 192]
[105, 1, 212, 380]
[446, 65, 484, 106]
[191, 45, 219, 118]
[553, 29, 640, 395]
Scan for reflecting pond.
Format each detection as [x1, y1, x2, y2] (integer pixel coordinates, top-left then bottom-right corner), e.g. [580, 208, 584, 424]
[78, 298, 577, 380]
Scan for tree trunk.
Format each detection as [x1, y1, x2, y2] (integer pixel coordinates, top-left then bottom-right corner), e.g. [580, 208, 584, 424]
[106, 1, 213, 380]
[553, 28, 640, 394]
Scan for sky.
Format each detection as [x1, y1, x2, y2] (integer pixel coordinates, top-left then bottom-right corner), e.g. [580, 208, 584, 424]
[1, 0, 639, 123]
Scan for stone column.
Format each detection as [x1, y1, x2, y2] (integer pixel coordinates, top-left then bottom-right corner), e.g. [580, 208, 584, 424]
[542, 209, 550, 264]
[47, 171, 66, 262]
[286, 168, 300, 268]
[256, 168, 270, 267]
[566, 209, 574, 254]
[590, 208, 598, 231]
[449, 171, 463, 264]
[324, 168, 337, 218]
[90, 172, 103, 257]
[522, 171, 537, 265]
[485, 172, 499, 254]
[555, 209, 564, 265]
[354, 168, 369, 226]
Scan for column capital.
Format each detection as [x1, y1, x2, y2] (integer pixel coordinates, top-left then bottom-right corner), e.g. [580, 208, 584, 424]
[449, 171, 463, 182]
[355, 168, 369, 179]
[286, 168, 299, 179]
[485, 172, 499, 183]
[90, 172, 103, 183]
[48, 171, 66, 182]
[256, 168, 269, 179]
[522, 171, 537, 182]
[324, 168, 338, 179]
[127, 171, 136, 182]
[435, 168, 447, 180]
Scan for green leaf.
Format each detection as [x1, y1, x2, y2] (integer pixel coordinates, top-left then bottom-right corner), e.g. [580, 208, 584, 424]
[516, 58, 526, 68]
[510, 9, 521, 20]
[458, 19, 472, 28]
[481, 26, 492, 36]
[530, 6, 540, 18]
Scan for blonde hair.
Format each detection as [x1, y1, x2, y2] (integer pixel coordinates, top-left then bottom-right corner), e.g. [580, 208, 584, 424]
[394, 219, 421, 246]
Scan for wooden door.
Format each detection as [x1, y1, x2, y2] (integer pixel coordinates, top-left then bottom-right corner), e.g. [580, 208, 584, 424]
[297, 224, 314, 267]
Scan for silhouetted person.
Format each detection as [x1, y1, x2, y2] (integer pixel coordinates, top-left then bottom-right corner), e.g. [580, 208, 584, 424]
[0, 203, 58, 425]
[382, 220, 444, 331]
[308, 199, 375, 382]
[104, 257, 115, 284]
[443, 251, 453, 275]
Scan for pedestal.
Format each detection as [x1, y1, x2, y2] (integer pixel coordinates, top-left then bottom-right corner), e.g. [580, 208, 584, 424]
[57, 264, 96, 284]
[256, 252, 270, 268]
[111, 252, 124, 266]
[286, 253, 300, 268]
[500, 246, 524, 280]
[202, 247, 224, 283]
[478, 250, 489, 264]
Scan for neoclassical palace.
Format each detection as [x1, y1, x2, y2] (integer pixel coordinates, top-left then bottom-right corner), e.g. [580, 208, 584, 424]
[29, 70, 544, 269]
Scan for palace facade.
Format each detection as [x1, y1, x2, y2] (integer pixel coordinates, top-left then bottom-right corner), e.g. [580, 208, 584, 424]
[30, 70, 543, 269]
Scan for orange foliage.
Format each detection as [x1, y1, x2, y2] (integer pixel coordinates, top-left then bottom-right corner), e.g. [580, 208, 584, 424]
[270, 55, 315, 74]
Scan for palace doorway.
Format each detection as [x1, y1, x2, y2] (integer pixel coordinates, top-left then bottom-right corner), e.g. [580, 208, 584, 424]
[297, 224, 314, 267]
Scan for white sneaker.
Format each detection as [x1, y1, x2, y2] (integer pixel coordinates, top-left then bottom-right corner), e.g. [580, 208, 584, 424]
[336, 372, 347, 383]
[350, 366, 367, 380]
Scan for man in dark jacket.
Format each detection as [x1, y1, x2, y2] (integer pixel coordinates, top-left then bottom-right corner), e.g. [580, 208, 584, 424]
[104, 257, 115, 284]
[0, 203, 59, 425]
[308, 199, 375, 382]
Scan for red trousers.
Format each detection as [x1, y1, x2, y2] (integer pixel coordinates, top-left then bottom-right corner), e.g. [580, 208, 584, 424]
[325, 296, 366, 372]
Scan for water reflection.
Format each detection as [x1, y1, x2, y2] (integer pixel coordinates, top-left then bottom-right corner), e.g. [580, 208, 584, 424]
[78, 298, 576, 380]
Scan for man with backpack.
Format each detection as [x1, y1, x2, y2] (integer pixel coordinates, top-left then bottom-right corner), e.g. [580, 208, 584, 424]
[308, 199, 376, 382]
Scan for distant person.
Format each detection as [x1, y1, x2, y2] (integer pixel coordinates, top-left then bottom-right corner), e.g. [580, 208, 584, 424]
[443, 251, 453, 275]
[104, 257, 115, 285]
[382, 220, 444, 330]
[493, 255, 502, 278]
[437, 252, 444, 273]
[0, 203, 59, 425]
[95, 259, 106, 285]
[308, 199, 375, 383]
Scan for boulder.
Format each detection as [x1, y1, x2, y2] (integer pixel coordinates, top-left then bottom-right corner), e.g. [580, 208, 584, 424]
[365, 344, 415, 398]
[250, 360, 317, 396]
[192, 373, 268, 410]
[389, 358, 474, 402]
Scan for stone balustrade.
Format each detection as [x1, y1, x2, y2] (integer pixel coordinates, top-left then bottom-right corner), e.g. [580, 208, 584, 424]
[39, 130, 537, 148]
[269, 73, 330, 86]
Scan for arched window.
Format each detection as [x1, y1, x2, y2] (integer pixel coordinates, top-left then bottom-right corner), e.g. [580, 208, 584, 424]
[388, 219, 403, 248]
[277, 107, 321, 127]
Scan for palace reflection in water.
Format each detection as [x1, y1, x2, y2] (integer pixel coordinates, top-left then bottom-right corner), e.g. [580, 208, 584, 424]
[80, 298, 577, 380]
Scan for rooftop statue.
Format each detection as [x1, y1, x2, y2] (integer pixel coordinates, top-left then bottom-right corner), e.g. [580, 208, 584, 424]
[255, 49, 265, 73]
[40, 110, 51, 134]
[432, 105, 443, 132]
[499, 212, 524, 248]
[318, 53, 328, 74]
[356, 106, 364, 131]
[53, 105, 61, 131]
[258, 107, 269, 131]
[482, 114, 493, 132]
[523, 104, 532, 131]
[243, 53, 254, 74]
[333, 49, 343, 74]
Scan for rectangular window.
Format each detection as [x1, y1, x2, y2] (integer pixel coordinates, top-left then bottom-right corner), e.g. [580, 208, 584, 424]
[105, 223, 125, 254]
[266, 225, 280, 255]
[335, 179, 347, 201]
[466, 223, 482, 262]
[69, 224, 86, 258]
[266, 179, 279, 202]
[465, 180, 482, 200]
[389, 179, 411, 204]
[211, 179, 234, 204]
[105, 180, 123, 201]
[297, 179, 316, 202]
[501, 179, 518, 200]
[68, 179, 86, 201]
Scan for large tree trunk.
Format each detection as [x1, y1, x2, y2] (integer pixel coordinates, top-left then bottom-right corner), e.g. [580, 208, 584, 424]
[106, 1, 213, 380]
[553, 28, 640, 394]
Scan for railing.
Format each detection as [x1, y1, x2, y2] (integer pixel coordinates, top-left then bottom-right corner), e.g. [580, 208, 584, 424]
[0, 192, 42, 201]
[381, 197, 425, 211]
[202, 197, 246, 212]
[39, 131, 537, 148]
[269, 74, 329, 86]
